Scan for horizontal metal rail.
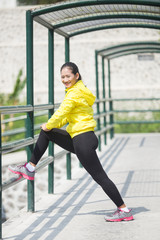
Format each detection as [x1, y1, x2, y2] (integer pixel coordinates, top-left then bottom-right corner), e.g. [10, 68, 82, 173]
[114, 109, 160, 113]
[1, 137, 35, 154]
[112, 97, 160, 101]
[2, 149, 68, 191]
[0, 105, 33, 114]
[0, 103, 61, 115]
[115, 120, 160, 124]
[1, 97, 160, 148]
[2, 124, 42, 137]
[2, 110, 48, 124]
[96, 124, 114, 136]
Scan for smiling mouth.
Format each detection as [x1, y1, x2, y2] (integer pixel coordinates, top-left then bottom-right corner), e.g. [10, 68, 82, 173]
[64, 82, 70, 86]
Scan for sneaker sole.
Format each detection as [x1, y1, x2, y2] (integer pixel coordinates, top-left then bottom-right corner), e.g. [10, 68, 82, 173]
[105, 216, 134, 222]
[9, 168, 34, 181]
[16, 175, 23, 180]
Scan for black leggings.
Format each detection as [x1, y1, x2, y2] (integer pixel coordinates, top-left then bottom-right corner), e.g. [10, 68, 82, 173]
[30, 129, 124, 207]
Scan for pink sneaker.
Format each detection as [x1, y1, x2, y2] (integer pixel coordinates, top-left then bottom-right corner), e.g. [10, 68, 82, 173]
[8, 163, 35, 180]
[104, 208, 134, 222]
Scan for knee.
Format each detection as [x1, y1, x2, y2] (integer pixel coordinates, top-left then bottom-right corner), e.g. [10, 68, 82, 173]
[39, 129, 51, 140]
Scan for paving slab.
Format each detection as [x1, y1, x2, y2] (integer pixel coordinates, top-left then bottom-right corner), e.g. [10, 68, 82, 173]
[2, 133, 160, 240]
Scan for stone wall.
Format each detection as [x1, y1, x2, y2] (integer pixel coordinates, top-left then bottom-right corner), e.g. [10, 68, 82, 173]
[0, 6, 160, 105]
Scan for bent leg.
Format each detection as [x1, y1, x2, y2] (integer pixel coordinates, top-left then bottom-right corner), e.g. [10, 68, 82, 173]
[30, 128, 75, 165]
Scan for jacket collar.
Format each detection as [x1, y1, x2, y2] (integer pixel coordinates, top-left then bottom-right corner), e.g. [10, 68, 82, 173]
[65, 80, 82, 92]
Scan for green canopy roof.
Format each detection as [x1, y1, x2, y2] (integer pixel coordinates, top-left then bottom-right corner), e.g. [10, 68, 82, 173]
[30, 0, 160, 37]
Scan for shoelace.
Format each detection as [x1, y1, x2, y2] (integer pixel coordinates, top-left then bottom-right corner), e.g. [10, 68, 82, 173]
[110, 209, 120, 216]
[17, 164, 26, 169]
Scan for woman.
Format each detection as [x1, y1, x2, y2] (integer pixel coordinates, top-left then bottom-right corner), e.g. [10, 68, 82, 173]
[9, 62, 133, 222]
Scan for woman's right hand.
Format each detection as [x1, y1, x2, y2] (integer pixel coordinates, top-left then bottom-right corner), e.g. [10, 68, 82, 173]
[40, 123, 51, 131]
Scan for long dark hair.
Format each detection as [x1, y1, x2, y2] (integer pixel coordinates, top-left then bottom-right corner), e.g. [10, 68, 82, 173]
[60, 62, 82, 80]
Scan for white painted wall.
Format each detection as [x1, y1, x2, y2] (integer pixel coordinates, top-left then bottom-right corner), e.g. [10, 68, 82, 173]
[0, 7, 160, 105]
[0, 0, 16, 8]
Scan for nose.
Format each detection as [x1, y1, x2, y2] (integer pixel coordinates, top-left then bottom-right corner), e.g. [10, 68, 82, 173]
[63, 78, 69, 83]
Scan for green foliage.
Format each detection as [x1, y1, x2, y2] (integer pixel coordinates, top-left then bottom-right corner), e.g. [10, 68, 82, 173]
[0, 69, 26, 106]
[8, 69, 26, 105]
[114, 112, 160, 133]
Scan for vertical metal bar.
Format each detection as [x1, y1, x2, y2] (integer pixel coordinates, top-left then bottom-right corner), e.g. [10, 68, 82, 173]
[0, 114, 2, 238]
[108, 60, 114, 139]
[66, 153, 71, 179]
[65, 37, 70, 62]
[95, 51, 101, 151]
[26, 10, 34, 212]
[48, 29, 54, 193]
[65, 37, 72, 179]
[102, 57, 107, 145]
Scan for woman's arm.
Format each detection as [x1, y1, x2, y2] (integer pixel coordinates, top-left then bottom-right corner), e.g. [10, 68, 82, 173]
[45, 92, 77, 130]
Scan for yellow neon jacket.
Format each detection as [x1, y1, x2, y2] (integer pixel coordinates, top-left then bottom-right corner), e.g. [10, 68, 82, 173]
[46, 80, 97, 138]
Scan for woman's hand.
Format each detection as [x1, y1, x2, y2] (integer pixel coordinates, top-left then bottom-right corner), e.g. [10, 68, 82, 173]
[40, 123, 51, 131]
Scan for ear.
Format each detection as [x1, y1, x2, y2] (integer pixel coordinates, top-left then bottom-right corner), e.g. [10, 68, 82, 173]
[75, 73, 79, 80]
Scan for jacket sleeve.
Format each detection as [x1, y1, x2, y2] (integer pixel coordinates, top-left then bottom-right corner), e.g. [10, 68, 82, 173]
[46, 92, 76, 130]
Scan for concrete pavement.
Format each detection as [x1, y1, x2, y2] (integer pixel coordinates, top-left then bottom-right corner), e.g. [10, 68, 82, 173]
[2, 133, 160, 240]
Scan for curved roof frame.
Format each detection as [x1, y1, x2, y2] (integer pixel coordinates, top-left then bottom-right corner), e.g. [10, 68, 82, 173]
[95, 41, 160, 104]
[107, 49, 160, 59]
[31, 0, 160, 38]
[96, 41, 160, 59]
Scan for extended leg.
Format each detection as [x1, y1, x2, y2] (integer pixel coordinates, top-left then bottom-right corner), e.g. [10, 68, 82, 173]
[73, 132, 124, 207]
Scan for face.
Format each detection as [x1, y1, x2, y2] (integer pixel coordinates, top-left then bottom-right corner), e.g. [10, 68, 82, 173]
[61, 67, 79, 88]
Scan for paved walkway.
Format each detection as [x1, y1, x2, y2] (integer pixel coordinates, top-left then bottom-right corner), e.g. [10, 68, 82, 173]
[2, 133, 160, 240]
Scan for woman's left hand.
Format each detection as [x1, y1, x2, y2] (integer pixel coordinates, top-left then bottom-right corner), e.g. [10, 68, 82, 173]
[40, 123, 51, 131]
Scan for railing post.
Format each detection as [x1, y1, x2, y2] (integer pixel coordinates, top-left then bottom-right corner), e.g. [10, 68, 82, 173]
[95, 51, 101, 151]
[0, 114, 2, 239]
[65, 37, 70, 63]
[48, 29, 54, 193]
[26, 10, 34, 212]
[66, 153, 71, 179]
[65, 37, 72, 178]
[108, 59, 114, 139]
[102, 57, 107, 145]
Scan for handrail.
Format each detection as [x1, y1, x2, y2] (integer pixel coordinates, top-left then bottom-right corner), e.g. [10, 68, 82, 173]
[1, 97, 159, 146]
[2, 110, 48, 124]
[0, 103, 61, 114]
[1, 137, 36, 154]
[2, 150, 68, 191]
[0, 105, 33, 114]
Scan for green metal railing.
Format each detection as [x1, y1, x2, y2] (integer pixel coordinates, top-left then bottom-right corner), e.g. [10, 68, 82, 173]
[0, 97, 159, 239]
[0, 98, 113, 235]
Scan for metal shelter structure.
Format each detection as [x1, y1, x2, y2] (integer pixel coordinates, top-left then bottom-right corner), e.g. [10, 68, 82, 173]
[0, 0, 160, 238]
[95, 41, 160, 138]
[25, 0, 160, 213]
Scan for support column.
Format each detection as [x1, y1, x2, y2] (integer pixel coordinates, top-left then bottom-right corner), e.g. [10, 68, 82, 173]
[102, 57, 107, 144]
[108, 60, 114, 139]
[65, 37, 72, 179]
[65, 37, 70, 62]
[95, 51, 101, 151]
[26, 10, 34, 212]
[48, 29, 54, 194]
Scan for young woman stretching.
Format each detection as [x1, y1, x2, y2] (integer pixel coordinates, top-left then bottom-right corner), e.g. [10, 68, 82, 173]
[9, 62, 133, 222]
